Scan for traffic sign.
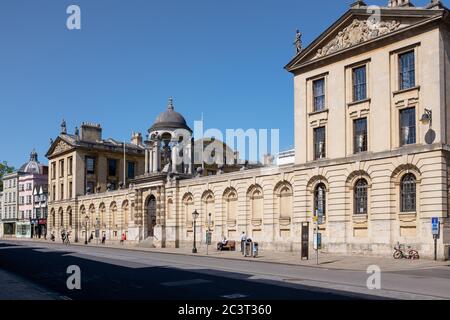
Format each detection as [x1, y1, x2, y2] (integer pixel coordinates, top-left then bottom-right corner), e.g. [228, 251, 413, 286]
[432, 217, 439, 236]
[313, 233, 322, 250]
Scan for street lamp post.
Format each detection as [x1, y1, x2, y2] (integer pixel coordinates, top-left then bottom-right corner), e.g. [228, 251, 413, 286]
[192, 210, 199, 254]
[84, 216, 89, 245]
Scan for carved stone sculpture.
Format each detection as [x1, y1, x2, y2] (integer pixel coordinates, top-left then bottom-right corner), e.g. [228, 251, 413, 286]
[314, 19, 402, 59]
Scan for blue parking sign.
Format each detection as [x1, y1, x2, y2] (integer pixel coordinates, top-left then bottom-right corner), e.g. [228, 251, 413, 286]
[432, 218, 439, 235]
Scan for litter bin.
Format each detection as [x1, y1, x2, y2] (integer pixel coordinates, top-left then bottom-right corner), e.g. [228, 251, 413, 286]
[245, 239, 253, 257]
[252, 242, 259, 258]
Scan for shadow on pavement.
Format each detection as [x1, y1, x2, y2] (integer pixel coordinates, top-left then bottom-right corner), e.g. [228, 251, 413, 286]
[0, 243, 382, 301]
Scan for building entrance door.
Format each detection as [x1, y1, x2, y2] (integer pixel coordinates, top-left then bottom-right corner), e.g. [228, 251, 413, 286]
[147, 196, 157, 237]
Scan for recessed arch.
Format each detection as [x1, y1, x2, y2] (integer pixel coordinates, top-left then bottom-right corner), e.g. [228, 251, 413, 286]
[58, 207, 64, 228]
[391, 164, 421, 184]
[247, 184, 263, 221]
[274, 181, 293, 220]
[67, 206, 73, 227]
[145, 194, 157, 237]
[306, 175, 329, 193]
[346, 170, 372, 189]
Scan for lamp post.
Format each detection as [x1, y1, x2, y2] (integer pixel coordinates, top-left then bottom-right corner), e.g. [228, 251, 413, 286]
[84, 216, 89, 245]
[206, 213, 212, 255]
[420, 108, 432, 127]
[192, 210, 199, 253]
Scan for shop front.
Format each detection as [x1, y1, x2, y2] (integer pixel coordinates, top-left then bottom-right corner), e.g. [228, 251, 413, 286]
[31, 219, 47, 238]
[2, 222, 16, 238]
[16, 222, 32, 238]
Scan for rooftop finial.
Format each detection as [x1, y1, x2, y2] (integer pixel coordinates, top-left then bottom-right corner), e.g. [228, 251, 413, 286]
[294, 30, 302, 54]
[61, 119, 67, 134]
[427, 0, 443, 9]
[351, 0, 367, 8]
[168, 97, 174, 111]
[30, 149, 38, 162]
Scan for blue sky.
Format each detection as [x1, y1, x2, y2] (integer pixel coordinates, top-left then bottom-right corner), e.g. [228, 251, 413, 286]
[0, 0, 441, 168]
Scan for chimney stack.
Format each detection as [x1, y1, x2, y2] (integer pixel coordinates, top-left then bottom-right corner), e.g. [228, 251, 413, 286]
[388, 0, 414, 7]
[80, 122, 102, 142]
[131, 132, 143, 146]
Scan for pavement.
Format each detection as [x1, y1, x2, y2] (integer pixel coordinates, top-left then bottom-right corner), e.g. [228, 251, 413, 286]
[0, 239, 450, 300]
[10, 237, 449, 272]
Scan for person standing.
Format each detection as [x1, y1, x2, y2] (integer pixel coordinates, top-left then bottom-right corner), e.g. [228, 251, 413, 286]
[240, 232, 247, 255]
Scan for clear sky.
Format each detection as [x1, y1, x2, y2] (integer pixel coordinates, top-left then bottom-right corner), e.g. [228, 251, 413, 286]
[0, 0, 441, 168]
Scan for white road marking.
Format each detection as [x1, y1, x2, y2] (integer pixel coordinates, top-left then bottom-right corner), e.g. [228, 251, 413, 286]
[161, 279, 212, 287]
[221, 294, 248, 299]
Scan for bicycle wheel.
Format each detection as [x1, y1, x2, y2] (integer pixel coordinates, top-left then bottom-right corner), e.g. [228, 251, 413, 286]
[409, 250, 419, 260]
[393, 251, 402, 259]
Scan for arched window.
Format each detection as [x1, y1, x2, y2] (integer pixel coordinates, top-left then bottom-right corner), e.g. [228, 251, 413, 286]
[51, 210, 55, 227]
[225, 189, 237, 222]
[279, 186, 293, 219]
[59, 209, 64, 227]
[67, 208, 73, 227]
[203, 193, 215, 228]
[250, 187, 263, 221]
[122, 201, 129, 227]
[354, 179, 368, 215]
[99, 203, 106, 228]
[401, 174, 416, 212]
[184, 194, 194, 223]
[167, 199, 173, 219]
[314, 184, 326, 217]
[110, 203, 117, 228]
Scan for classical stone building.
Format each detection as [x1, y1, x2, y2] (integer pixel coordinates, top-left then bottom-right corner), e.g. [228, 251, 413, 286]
[47, 0, 450, 259]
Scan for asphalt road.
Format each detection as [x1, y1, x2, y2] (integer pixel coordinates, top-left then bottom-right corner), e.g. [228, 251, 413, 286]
[0, 241, 449, 300]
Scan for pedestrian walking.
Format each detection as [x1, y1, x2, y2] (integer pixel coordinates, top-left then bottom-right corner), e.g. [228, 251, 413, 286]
[101, 233, 106, 244]
[120, 233, 126, 245]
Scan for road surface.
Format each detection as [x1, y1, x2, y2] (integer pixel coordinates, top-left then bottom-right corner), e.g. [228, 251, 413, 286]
[0, 240, 449, 300]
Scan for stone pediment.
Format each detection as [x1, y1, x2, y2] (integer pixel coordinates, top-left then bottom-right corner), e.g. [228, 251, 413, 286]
[313, 19, 402, 59]
[47, 138, 74, 157]
[285, 6, 447, 72]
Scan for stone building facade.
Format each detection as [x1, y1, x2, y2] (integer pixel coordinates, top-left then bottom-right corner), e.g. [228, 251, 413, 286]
[17, 151, 48, 238]
[47, 1, 450, 259]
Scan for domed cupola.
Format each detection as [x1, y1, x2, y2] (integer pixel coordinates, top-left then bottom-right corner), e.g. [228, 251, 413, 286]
[149, 98, 192, 134]
[19, 150, 44, 175]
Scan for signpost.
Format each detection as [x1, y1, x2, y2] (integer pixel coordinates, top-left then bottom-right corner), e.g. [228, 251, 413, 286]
[313, 211, 321, 265]
[301, 222, 309, 260]
[206, 231, 212, 255]
[206, 213, 212, 255]
[432, 217, 440, 261]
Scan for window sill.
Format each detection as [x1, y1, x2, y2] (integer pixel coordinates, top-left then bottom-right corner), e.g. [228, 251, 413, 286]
[308, 109, 329, 117]
[347, 98, 371, 107]
[399, 212, 416, 216]
[393, 85, 420, 96]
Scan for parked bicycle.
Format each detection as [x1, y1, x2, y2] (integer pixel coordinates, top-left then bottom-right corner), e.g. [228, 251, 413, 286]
[393, 243, 419, 260]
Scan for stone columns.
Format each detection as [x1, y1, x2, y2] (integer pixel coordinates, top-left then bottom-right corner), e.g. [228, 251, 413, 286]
[171, 144, 179, 174]
[145, 149, 149, 174]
